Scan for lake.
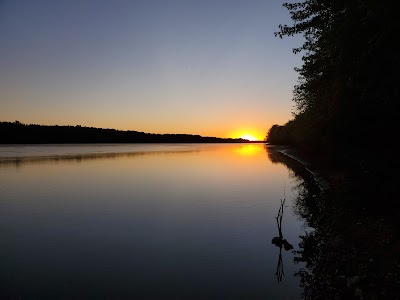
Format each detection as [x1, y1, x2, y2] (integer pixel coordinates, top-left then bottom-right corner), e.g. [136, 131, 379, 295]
[0, 143, 310, 299]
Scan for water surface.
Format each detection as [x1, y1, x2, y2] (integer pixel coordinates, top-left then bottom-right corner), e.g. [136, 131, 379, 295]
[0, 143, 308, 299]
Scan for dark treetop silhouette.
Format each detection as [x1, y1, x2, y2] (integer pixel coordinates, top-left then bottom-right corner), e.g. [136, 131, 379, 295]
[266, 0, 399, 159]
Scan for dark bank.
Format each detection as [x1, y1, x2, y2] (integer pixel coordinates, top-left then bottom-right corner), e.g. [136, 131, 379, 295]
[265, 1, 400, 298]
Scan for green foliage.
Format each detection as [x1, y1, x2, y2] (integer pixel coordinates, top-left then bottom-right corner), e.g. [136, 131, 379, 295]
[267, 0, 400, 149]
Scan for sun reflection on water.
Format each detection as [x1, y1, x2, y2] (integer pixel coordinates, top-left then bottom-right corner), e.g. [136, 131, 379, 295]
[233, 144, 263, 156]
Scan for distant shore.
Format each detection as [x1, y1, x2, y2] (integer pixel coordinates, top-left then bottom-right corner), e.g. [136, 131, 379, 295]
[0, 121, 262, 144]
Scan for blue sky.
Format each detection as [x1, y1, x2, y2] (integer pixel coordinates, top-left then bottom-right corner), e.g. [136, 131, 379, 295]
[0, 0, 303, 140]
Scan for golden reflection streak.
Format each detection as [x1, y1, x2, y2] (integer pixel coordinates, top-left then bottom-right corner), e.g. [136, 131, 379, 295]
[233, 144, 263, 156]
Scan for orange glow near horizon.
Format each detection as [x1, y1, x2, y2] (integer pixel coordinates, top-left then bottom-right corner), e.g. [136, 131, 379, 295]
[3, 118, 269, 142]
[239, 134, 258, 141]
[229, 129, 265, 141]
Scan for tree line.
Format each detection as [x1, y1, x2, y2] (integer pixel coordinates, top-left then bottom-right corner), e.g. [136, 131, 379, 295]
[0, 121, 250, 144]
[267, 0, 399, 152]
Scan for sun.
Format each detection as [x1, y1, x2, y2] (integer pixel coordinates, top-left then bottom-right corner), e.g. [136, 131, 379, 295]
[229, 129, 264, 141]
[239, 134, 258, 141]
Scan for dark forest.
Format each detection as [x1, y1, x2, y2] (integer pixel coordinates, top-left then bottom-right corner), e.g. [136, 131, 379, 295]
[266, 1, 399, 157]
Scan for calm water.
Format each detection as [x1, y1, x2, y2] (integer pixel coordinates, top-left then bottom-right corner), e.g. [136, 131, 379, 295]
[0, 144, 308, 299]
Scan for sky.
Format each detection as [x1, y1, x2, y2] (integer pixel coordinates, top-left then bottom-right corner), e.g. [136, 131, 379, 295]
[0, 0, 303, 141]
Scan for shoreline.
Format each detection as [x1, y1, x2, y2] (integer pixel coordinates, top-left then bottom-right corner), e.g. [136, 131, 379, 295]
[267, 145, 331, 192]
[268, 144, 400, 299]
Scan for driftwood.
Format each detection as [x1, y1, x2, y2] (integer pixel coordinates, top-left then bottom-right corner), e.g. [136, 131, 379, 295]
[272, 195, 293, 282]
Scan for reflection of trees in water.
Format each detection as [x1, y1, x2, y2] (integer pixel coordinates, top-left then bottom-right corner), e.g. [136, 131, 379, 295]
[266, 146, 341, 298]
[0, 149, 201, 168]
[266, 145, 322, 229]
[267, 146, 348, 298]
[266, 145, 400, 299]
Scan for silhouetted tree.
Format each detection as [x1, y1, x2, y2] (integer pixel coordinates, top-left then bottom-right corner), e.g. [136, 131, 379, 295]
[268, 0, 400, 151]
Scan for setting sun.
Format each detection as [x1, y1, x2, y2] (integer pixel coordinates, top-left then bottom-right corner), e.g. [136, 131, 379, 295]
[239, 134, 258, 141]
[229, 129, 265, 141]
